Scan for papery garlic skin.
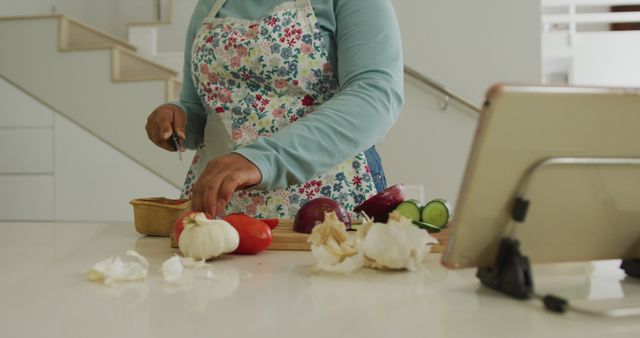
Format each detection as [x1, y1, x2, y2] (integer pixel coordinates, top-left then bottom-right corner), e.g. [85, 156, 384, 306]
[162, 255, 184, 282]
[178, 213, 239, 260]
[311, 244, 363, 273]
[86, 250, 149, 285]
[358, 212, 438, 271]
[180, 257, 209, 269]
[308, 212, 363, 273]
[126, 250, 150, 268]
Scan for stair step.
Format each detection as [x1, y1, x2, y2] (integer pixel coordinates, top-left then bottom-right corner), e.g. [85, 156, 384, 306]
[128, 20, 172, 27]
[0, 15, 181, 101]
[58, 16, 136, 52]
[112, 46, 178, 82]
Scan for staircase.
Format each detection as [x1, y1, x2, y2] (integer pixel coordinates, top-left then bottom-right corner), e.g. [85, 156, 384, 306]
[128, 0, 198, 78]
[0, 14, 191, 188]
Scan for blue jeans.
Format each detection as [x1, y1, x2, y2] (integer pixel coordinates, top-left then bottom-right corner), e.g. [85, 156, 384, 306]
[364, 146, 387, 193]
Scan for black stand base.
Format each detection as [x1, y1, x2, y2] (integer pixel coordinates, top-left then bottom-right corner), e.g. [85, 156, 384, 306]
[476, 238, 533, 299]
[621, 259, 640, 278]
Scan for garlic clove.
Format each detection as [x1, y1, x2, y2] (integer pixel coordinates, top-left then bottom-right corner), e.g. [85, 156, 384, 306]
[161, 255, 184, 282]
[314, 249, 364, 274]
[361, 223, 411, 270]
[126, 250, 150, 268]
[311, 244, 342, 266]
[309, 212, 363, 273]
[86, 250, 149, 285]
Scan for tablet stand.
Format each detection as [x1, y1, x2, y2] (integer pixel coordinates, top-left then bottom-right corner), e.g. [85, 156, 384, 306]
[476, 237, 533, 299]
[477, 157, 640, 301]
[621, 259, 640, 278]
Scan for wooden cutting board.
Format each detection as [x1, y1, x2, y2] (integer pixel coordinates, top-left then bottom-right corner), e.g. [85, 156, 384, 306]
[270, 219, 449, 253]
[171, 219, 448, 253]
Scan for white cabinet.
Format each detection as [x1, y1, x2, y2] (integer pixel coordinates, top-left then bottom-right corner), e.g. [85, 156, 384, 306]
[0, 78, 55, 221]
[0, 78, 54, 174]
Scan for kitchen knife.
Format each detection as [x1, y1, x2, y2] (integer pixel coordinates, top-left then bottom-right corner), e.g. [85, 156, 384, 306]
[169, 132, 182, 162]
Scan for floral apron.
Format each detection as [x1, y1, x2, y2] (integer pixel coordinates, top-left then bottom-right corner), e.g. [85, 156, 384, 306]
[182, 0, 377, 219]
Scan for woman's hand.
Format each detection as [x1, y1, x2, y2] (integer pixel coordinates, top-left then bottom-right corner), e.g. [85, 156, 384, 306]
[191, 153, 262, 217]
[145, 104, 186, 151]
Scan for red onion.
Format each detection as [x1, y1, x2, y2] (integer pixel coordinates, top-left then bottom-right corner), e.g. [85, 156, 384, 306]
[293, 197, 351, 233]
[353, 184, 406, 223]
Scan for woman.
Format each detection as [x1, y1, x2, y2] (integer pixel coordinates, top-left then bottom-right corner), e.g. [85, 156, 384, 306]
[146, 0, 404, 218]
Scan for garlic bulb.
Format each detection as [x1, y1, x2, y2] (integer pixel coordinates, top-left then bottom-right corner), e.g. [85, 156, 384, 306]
[178, 213, 239, 260]
[308, 212, 363, 273]
[357, 212, 438, 271]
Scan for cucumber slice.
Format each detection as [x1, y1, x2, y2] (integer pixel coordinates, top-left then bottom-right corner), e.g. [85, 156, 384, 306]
[421, 199, 451, 228]
[412, 220, 442, 233]
[394, 199, 421, 222]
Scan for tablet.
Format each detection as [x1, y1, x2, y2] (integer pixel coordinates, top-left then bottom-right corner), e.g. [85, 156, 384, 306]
[442, 84, 640, 269]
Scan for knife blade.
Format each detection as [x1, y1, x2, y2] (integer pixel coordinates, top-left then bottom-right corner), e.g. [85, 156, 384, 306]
[169, 132, 182, 162]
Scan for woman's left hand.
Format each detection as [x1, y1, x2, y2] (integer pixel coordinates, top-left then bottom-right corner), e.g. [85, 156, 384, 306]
[191, 153, 262, 217]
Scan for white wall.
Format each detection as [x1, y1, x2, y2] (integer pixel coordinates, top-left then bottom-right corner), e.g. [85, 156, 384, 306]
[572, 31, 640, 87]
[128, 0, 198, 78]
[541, 1, 640, 86]
[377, 0, 542, 204]
[0, 0, 53, 16]
[0, 0, 155, 39]
[392, 0, 542, 104]
[155, 0, 197, 52]
[376, 80, 478, 204]
[0, 77, 180, 223]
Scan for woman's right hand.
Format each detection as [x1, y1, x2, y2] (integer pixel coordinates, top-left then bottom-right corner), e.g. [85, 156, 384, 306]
[145, 104, 186, 151]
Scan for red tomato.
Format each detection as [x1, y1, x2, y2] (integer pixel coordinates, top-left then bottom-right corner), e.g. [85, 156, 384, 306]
[261, 218, 279, 229]
[223, 213, 272, 255]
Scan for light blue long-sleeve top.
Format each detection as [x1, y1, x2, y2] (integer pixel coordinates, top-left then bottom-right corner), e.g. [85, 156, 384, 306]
[172, 0, 404, 190]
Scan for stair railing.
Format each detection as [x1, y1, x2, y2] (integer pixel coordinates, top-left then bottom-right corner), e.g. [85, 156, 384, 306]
[403, 65, 481, 114]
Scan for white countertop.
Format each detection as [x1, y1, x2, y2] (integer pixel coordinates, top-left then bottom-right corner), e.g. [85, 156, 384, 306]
[1, 222, 640, 338]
